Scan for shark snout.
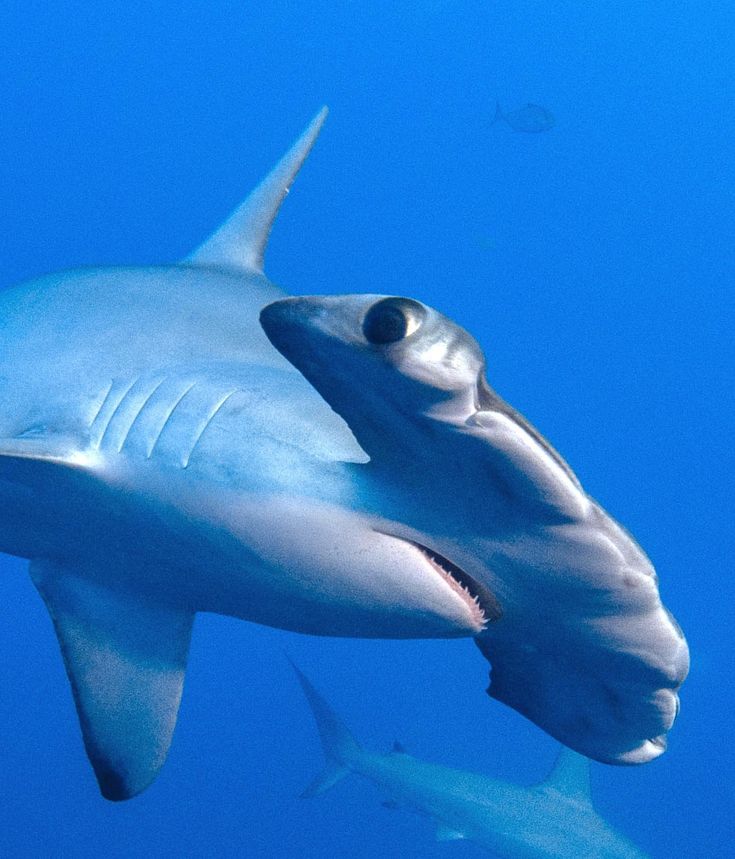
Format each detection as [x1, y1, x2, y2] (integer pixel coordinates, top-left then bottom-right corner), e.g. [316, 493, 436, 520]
[260, 296, 342, 343]
[261, 294, 389, 349]
[261, 295, 379, 385]
[260, 297, 321, 333]
[260, 297, 338, 371]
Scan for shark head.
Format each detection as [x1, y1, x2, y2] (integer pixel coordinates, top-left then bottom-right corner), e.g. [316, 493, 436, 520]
[262, 293, 689, 767]
[259, 293, 578, 485]
[258, 293, 506, 628]
[258, 291, 574, 621]
[259, 292, 581, 504]
[260, 294, 487, 433]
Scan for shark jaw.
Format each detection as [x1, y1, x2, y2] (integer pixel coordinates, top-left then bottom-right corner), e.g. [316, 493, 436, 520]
[375, 530, 502, 632]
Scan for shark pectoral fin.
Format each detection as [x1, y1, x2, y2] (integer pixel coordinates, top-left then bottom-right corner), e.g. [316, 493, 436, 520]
[0, 438, 99, 518]
[436, 824, 467, 842]
[0, 437, 93, 475]
[30, 562, 194, 801]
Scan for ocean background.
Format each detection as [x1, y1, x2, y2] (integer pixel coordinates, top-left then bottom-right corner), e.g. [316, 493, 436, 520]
[0, 3, 732, 857]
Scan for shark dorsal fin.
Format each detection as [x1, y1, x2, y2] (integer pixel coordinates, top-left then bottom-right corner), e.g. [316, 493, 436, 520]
[541, 746, 592, 804]
[186, 106, 328, 274]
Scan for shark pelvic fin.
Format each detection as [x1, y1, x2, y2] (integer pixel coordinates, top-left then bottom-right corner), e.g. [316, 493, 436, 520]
[540, 746, 592, 804]
[31, 562, 194, 801]
[185, 107, 328, 274]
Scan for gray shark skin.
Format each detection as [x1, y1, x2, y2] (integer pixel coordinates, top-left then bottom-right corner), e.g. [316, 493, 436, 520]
[294, 664, 649, 859]
[0, 109, 687, 801]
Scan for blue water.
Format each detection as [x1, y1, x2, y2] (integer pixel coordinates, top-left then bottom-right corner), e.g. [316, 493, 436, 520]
[0, 3, 732, 856]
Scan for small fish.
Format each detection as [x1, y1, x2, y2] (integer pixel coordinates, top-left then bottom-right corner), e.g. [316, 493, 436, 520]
[493, 102, 555, 133]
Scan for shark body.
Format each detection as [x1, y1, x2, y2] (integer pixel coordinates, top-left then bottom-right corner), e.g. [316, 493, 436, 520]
[296, 669, 645, 859]
[0, 110, 687, 800]
[295, 665, 649, 859]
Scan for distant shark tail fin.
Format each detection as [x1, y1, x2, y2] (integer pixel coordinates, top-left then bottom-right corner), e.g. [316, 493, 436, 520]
[290, 659, 361, 798]
[491, 101, 506, 126]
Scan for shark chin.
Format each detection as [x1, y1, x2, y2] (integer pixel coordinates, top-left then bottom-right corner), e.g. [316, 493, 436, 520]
[375, 530, 502, 632]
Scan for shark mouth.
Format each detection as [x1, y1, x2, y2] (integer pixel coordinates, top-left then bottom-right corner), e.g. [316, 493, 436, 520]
[379, 532, 502, 630]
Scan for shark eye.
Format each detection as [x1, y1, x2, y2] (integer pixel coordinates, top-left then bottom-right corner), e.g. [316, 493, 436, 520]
[362, 298, 425, 345]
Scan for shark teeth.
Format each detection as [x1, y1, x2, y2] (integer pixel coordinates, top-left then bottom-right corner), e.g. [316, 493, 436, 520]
[372, 529, 503, 630]
[406, 539, 502, 629]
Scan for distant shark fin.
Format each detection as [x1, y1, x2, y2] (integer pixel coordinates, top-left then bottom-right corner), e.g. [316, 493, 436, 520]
[30, 562, 194, 801]
[391, 740, 408, 754]
[290, 659, 361, 797]
[539, 746, 592, 804]
[300, 763, 350, 799]
[436, 824, 467, 841]
[185, 107, 328, 274]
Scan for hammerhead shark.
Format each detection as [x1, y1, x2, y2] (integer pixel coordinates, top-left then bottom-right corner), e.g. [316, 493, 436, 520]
[0, 109, 687, 800]
[294, 664, 649, 858]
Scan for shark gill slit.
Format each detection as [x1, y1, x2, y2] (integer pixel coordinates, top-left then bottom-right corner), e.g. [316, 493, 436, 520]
[145, 380, 198, 459]
[115, 377, 169, 453]
[87, 380, 114, 427]
[182, 388, 239, 468]
[88, 377, 139, 449]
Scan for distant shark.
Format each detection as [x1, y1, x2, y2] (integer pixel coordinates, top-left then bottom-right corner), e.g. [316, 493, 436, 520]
[0, 109, 687, 800]
[294, 664, 649, 859]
